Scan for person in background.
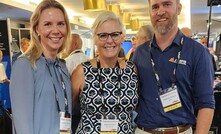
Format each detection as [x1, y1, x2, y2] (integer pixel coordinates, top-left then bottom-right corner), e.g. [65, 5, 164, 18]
[181, 27, 192, 38]
[9, 0, 72, 134]
[0, 50, 10, 109]
[71, 11, 138, 134]
[133, 0, 215, 134]
[208, 47, 220, 71]
[201, 36, 219, 72]
[64, 33, 89, 133]
[118, 29, 126, 58]
[126, 36, 136, 60]
[0, 50, 10, 83]
[65, 33, 89, 75]
[12, 37, 30, 64]
[200, 36, 207, 46]
[126, 25, 153, 61]
[135, 25, 154, 48]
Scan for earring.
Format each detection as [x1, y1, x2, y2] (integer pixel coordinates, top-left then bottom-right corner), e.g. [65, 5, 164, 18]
[37, 33, 40, 36]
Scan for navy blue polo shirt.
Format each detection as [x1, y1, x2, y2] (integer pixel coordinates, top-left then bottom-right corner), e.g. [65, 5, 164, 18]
[132, 30, 215, 128]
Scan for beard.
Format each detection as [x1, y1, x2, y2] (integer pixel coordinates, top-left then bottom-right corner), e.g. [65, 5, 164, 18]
[151, 13, 178, 35]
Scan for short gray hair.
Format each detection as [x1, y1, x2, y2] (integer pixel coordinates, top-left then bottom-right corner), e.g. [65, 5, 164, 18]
[91, 11, 125, 40]
[139, 25, 154, 39]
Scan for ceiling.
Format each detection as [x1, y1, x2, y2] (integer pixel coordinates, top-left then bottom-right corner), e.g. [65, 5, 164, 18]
[0, 0, 221, 38]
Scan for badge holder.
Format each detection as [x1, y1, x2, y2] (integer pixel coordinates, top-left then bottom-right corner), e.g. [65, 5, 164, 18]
[100, 115, 119, 134]
[59, 112, 71, 134]
[159, 85, 182, 112]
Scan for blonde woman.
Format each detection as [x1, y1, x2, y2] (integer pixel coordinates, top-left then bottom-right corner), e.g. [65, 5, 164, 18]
[72, 11, 138, 134]
[10, 0, 72, 134]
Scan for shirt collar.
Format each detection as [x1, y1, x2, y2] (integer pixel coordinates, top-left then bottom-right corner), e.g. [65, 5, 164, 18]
[69, 49, 83, 56]
[151, 30, 184, 48]
[173, 30, 183, 46]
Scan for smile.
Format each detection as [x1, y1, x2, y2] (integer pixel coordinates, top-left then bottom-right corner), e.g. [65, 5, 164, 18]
[157, 18, 167, 22]
[104, 46, 116, 51]
[49, 37, 62, 42]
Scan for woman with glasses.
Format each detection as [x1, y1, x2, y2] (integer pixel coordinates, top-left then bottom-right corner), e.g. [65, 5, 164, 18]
[71, 11, 138, 134]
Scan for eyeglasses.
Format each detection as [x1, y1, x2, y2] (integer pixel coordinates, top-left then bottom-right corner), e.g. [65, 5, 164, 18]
[97, 32, 122, 41]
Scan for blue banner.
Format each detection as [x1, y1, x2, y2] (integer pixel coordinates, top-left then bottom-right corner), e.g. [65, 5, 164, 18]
[0, 20, 11, 109]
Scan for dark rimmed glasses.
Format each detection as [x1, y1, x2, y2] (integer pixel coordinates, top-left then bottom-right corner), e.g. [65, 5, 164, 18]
[97, 31, 122, 41]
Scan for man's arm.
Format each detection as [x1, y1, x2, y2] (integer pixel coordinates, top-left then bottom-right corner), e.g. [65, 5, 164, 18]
[195, 108, 214, 134]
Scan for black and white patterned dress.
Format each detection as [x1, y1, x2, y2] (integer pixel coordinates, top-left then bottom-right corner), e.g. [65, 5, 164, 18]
[75, 61, 138, 134]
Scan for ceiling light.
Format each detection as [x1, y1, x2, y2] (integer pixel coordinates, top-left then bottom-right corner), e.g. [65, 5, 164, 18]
[126, 25, 131, 29]
[121, 12, 131, 25]
[79, 17, 95, 25]
[66, 9, 82, 18]
[179, 0, 191, 28]
[83, 0, 106, 11]
[131, 19, 139, 31]
[107, 4, 121, 15]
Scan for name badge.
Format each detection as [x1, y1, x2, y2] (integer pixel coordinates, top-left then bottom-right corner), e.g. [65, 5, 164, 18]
[59, 112, 71, 134]
[100, 119, 119, 134]
[159, 86, 182, 112]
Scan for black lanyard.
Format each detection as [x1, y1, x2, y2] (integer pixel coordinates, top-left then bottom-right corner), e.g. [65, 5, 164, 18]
[149, 37, 184, 93]
[97, 59, 121, 119]
[45, 59, 70, 117]
[74, 50, 82, 54]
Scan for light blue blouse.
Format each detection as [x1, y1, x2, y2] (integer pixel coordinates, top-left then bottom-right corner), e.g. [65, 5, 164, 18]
[10, 56, 72, 134]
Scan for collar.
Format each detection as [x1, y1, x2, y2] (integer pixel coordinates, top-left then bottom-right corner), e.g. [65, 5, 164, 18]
[69, 49, 83, 56]
[151, 30, 183, 48]
[173, 30, 183, 46]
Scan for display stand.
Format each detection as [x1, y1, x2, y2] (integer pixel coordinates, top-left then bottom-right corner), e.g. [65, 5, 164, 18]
[212, 90, 221, 134]
[207, 0, 221, 47]
[0, 19, 12, 109]
[207, 3, 221, 132]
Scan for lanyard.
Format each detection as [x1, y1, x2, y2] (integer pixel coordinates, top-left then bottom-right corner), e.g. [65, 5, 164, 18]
[97, 59, 121, 119]
[74, 50, 82, 54]
[149, 37, 184, 93]
[45, 59, 70, 117]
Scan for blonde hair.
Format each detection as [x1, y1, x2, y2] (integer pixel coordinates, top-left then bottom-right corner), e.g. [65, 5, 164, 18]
[26, 0, 71, 67]
[20, 37, 30, 52]
[91, 11, 125, 43]
[20, 37, 29, 45]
